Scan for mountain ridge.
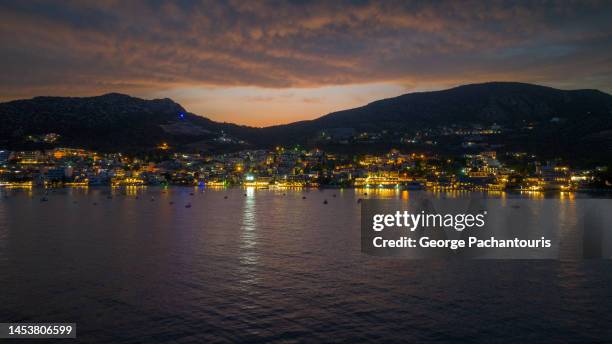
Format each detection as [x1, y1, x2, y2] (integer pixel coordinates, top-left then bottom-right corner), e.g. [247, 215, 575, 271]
[1, 82, 611, 164]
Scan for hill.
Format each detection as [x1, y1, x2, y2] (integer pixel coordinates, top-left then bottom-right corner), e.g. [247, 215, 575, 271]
[0, 93, 257, 153]
[257, 82, 612, 163]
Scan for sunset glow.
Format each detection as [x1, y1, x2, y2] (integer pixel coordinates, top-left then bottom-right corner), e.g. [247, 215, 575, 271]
[1, 1, 611, 126]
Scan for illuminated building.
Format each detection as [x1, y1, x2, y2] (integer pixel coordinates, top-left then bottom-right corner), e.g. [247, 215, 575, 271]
[354, 171, 403, 188]
[205, 180, 227, 187]
[17, 151, 42, 164]
[0, 181, 33, 188]
[53, 148, 87, 159]
[243, 176, 272, 188]
[537, 163, 571, 190]
[111, 177, 145, 186]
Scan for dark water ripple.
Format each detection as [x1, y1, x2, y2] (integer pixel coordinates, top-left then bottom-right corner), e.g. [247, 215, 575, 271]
[0, 187, 612, 343]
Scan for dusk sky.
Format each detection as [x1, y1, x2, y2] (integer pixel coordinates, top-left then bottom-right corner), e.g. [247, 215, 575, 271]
[1, 0, 611, 126]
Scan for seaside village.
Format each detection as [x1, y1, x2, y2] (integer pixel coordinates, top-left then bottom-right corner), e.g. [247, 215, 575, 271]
[0, 145, 606, 193]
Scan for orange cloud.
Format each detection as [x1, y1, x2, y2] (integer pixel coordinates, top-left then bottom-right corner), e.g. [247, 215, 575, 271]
[0, 0, 611, 125]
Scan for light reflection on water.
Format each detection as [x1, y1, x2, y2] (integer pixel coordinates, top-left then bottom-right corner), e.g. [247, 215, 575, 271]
[239, 187, 259, 285]
[0, 187, 611, 343]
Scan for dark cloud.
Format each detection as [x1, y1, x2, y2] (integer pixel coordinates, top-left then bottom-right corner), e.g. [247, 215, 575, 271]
[1, 0, 611, 99]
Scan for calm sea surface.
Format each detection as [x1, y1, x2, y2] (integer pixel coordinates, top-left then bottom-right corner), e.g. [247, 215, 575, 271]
[1, 187, 612, 343]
